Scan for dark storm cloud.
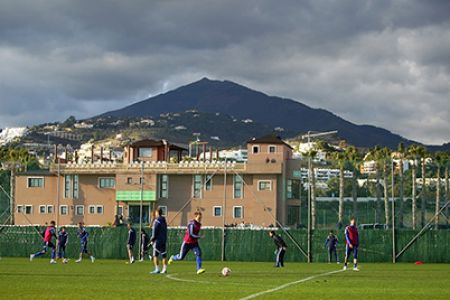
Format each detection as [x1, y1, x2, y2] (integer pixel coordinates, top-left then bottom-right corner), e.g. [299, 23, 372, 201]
[0, 0, 449, 144]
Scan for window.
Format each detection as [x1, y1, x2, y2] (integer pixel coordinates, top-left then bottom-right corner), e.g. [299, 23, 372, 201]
[213, 206, 222, 217]
[269, 145, 277, 153]
[192, 175, 203, 198]
[64, 175, 71, 198]
[47, 205, 53, 214]
[233, 206, 243, 218]
[127, 177, 133, 184]
[96, 206, 104, 214]
[258, 180, 272, 191]
[89, 205, 96, 214]
[159, 206, 167, 217]
[287, 179, 301, 199]
[205, 175, 213, 191]
[287, 206, 301, 226]
[73, 175, 79, 199]
[75, 205, 84, 216]
[159, 175, 169, 198]
[117, 206, 123, 216]
[60, 205, 68, 215]
[39, 205, 46, 214]
[138, 147, 152, 157]
[233, 174, 243, 198]
[99, 177, 115, 188]
[16, 205, 23, 213]
[252, 145, 260, 154]
[27, 177, 43, 188]
[25, 205, 33, 214]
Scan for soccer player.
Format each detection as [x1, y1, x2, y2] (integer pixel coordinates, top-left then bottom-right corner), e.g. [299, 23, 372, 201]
[268, 231, 287, 267]
[127, 223, 136, 264]
[168, 211, 205, 274]
[343, 217, 359, 271]
[325, 230, 339, 264]
[30, 220, 57, 263]
[139, 228, 151, 262]
[149, 207, 168, 274]
[75, 222, 95, 263]
[57, 226, 69, 263]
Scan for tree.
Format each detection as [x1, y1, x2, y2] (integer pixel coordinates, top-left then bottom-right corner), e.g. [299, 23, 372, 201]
[379, 147, 392, 225]
[367, 146, 383, 224]
[433, 152, 444, 228]
[444, 152, 449, 225]
[346, 146, 361, 219]
[407, 144, 421, 229]
[304, 149, 318, 230]
[396, 143, 406, 227]
[332, 150, 346, 228]
[417, 147, 428, 227]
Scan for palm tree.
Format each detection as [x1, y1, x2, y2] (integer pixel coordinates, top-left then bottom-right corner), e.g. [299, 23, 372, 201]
[417, 146, 428, 227]
[444, 153, 449, 225]
[396, 143, 406, 227]
[346, 146, 361, 218]
[407, 144, 420, 229]
[304, 149, 318, 230]
[380, 147, 392, 225]
[332, 150, 346, 228]
[367, 146, 383, 224]
[433, 152, 444, 229]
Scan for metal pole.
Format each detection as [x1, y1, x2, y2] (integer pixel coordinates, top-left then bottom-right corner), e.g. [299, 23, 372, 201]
[221, 157, 227, 261]
[9, 166, 15, 225]
[56, 159, 60, 227]
[391, 159, 396, 263]
[139, 161, 144, 260]
[307, 131, 311, 263]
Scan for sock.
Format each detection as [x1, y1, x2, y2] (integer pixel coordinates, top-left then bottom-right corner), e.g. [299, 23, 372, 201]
[34, 251, 44, 257]
[162, 265, 167, 272]
[196, 256, 202, 270]
[51, 250, 56, 260]
[173, 254, 180, 261]
[154, 266, 160, 272]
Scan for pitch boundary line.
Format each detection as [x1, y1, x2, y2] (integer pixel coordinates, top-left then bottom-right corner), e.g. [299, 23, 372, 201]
[165, 273, 213, 284]
[238, 269, 345, 300]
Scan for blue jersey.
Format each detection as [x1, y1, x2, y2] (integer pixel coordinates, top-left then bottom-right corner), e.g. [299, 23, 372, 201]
[151, 216, 167, 244]
[78, 227, 89, 244]
[58, 231, 69, 246]
[127, 228, 136, 245]
[325, 234, 338, 249]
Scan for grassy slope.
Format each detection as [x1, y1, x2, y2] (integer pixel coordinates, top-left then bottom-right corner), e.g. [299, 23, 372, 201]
[0, 258, 449, 300]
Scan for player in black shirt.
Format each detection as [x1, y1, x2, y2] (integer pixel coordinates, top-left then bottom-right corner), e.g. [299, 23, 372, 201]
[269, 231, 287, 267]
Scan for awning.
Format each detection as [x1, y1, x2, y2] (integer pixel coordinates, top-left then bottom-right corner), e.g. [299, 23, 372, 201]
[116, 190, 156, 202]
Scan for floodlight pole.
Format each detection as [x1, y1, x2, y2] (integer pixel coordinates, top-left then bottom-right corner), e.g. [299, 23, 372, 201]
[222, 157, 227, 261]
[301, 130, 337, 263]
[391, 159, 396, 263]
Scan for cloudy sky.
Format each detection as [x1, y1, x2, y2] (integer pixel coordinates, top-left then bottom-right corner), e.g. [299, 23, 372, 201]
[1, 0, 449, 145]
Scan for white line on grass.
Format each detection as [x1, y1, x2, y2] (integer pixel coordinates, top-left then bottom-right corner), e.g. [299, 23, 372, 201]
[166, 273, 214, 284]
[238, 269, 345, 300]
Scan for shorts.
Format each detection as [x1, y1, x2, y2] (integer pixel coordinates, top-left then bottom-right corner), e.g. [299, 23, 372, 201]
[345, 245, 358, 259]
[127, 243, 134, 250]
[152, 241, 167, 258]
[80, 242, 89, 253]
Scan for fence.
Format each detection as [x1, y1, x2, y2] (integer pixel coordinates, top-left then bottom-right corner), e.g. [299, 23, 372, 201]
[0, 226, 449, 263]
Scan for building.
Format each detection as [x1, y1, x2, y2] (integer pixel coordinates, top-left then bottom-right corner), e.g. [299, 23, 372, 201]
[14, 135, 305, 227]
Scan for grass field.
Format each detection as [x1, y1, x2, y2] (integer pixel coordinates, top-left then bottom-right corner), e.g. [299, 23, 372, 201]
[0, 258, 449, 300]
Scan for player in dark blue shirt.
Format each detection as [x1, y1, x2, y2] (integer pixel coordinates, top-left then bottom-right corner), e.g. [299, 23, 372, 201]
[269, 231, 287, 267]
[57, 226, 69, 263]
[139, 229, 151, 262]
[324, 230, 339, 263]
[75, 222, 95, 263]
[149, 207, 168, 274]
[127, 223, 136, 264]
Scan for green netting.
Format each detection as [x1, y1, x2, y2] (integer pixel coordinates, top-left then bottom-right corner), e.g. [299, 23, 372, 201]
[0, 226, 449, 262]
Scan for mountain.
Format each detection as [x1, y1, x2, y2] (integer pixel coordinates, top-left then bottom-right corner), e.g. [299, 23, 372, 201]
[100, 78, 441, 149]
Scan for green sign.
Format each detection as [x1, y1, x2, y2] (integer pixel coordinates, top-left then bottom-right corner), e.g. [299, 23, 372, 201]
[116, 190, 156, 202]
[293, 170, 301, 178]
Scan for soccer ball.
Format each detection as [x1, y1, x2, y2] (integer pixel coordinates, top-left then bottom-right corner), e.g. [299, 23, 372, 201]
[221, 267, 231, 276]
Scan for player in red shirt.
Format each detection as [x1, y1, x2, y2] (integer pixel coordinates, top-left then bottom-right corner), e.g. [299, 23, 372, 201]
[168, 211, 205, 274]
[30, 220, 57, 264]
[343, 217, 359, 271]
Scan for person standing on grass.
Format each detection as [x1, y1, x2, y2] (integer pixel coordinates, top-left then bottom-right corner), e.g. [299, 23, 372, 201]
[75, 222, 95, 263]
[126, 223, 136, 264]
[149, 207, 168, 274]
[139, 228, 151, 262]
[30, 220, 57, 264]
[57, 226, 69, 263]
[325, 230, 339, 264]
[269, 231, 287, 267]
[168, 211, 205, 274]
[343, 217, 359, 271]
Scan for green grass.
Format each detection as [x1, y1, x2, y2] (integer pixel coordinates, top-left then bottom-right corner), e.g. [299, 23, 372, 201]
[0, 258, 449, 300]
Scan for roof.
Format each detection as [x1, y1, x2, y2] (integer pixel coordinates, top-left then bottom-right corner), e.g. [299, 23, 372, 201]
[130, 139, 187, 151]
[247, 134, 293, 149]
